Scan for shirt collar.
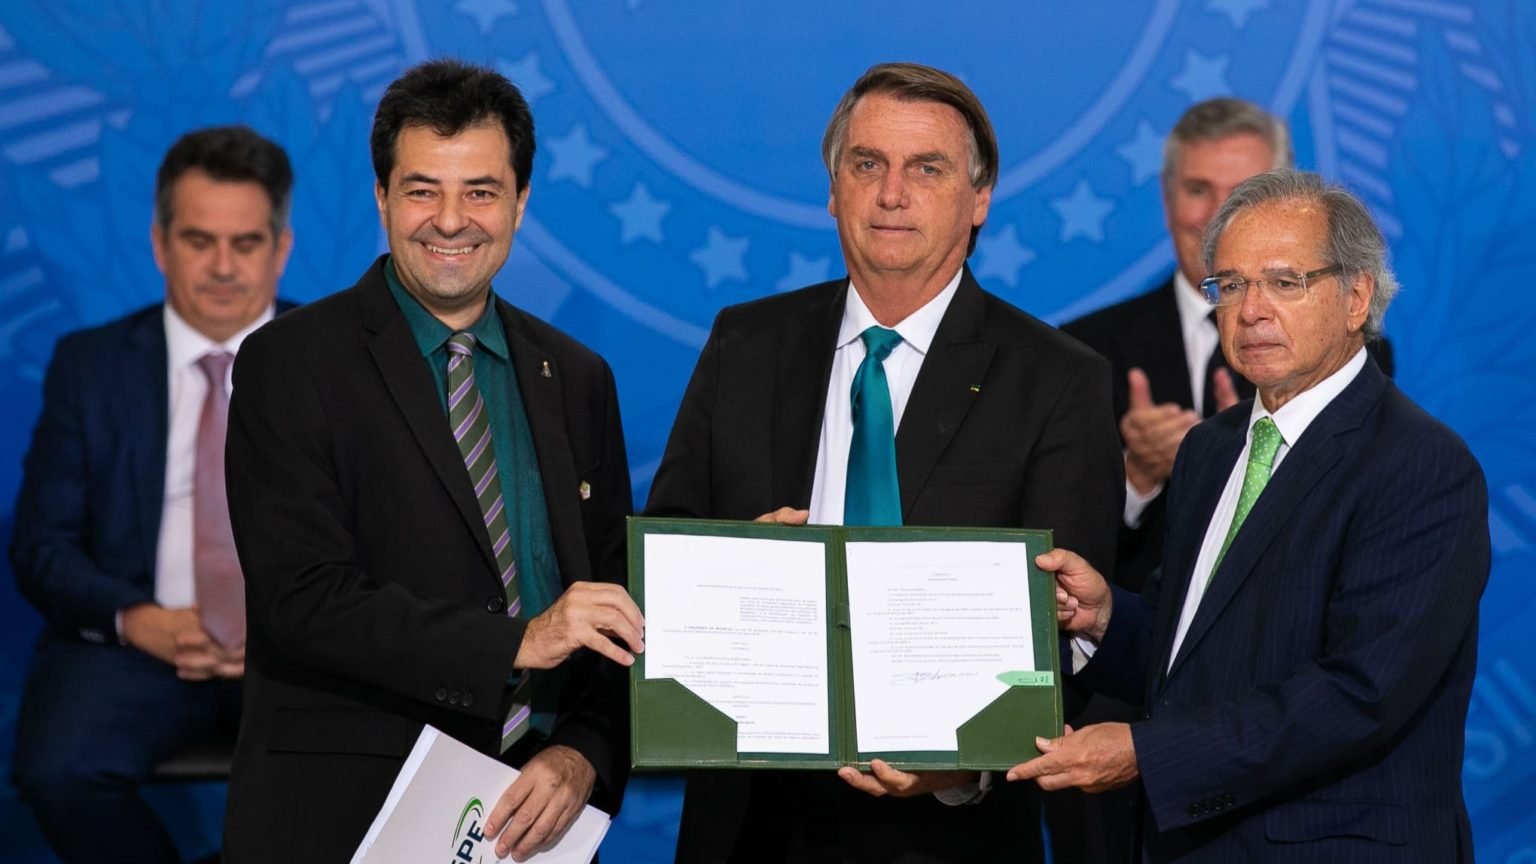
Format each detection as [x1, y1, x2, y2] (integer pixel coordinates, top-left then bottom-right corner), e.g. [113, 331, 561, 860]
[1246, 346, 1368, 446]
[384, 255, 508, 361]
[1172, 270, 1214, 339]
[835, 268, 963, 354]
[163, 301, 274, 371]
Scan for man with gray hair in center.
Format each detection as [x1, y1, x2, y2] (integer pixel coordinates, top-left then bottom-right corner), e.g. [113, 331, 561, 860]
[1011, 169, 1489, 862]
[1051, 101, 1394, 860]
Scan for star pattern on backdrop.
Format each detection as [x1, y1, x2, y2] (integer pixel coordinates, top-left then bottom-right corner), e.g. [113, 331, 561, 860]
[1051, 180, 1115, 243]
[1117, 120, 1164, 186]
[690, 227, 749, 288]
[547, 124, 608, 189]
[973, 224, 1036, 287]
[455, 0, 519, 35]
[499, 53, 554, 106]
[1171, 50, 1232, 102]
[1207, 0, 1269, 29]
[609, 182, 671, 244]
[775, 252, 831, 292]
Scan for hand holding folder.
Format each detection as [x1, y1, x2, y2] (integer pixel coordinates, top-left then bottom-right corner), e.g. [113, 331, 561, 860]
[628, 517, 1065, 772]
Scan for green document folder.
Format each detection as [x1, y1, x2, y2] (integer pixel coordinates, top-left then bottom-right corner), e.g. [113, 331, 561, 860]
[628, 516, 1063, 771]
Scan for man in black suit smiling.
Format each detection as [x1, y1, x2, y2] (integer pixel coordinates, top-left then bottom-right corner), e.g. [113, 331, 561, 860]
[222, 60, 642, 864]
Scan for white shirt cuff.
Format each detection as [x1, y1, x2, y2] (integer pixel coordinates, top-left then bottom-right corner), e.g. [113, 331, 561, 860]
[1123, 472, 1163, 528]
[1070, 635, 1100, 674]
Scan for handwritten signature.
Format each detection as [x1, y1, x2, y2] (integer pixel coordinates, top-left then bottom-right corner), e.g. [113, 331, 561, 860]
[889, 670, 975, 686]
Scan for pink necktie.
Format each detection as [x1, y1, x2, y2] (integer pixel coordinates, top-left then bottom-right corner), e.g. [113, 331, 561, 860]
[193, 351, 245, 648]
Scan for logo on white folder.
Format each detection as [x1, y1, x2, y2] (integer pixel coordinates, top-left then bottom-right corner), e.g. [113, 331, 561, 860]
[452, 797, 488, 862]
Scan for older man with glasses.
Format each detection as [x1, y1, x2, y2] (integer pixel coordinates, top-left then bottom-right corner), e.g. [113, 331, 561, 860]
[1011, 169, 1490, 863]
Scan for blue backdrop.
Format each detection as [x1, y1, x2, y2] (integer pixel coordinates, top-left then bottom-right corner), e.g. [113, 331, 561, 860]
[1, 1, 1533, 861]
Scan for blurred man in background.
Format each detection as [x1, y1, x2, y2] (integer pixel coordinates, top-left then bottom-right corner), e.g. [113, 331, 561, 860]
[11, 125, 293, 864]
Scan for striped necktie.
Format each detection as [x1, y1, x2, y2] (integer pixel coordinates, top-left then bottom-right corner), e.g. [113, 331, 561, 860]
[447, 332, 531, 751]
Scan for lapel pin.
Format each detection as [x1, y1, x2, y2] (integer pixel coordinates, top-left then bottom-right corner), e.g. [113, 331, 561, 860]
[969, 384, 981, 393]
[579, 481, 591, 500]
[541, 360, 552, 378]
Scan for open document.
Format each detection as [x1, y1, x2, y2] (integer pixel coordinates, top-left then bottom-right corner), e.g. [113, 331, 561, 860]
[844, 540, 1035, 752]
[350, 726, 609, 864]
[628, 518, 1062, 771]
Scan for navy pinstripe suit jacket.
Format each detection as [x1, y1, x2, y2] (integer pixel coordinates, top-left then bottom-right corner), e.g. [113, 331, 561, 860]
[1080, 357, 1490, 863]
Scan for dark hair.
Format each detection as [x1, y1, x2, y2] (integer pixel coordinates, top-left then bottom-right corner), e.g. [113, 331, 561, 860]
[822, 62, 998, 255]
[155, 125, 293, 236]
[371, 59, 535, 192]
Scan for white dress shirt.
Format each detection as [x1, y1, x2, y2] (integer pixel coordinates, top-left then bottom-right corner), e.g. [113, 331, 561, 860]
[803, 270, 986, 805]
[152, 303, 274, 610]
[1164, 346, 1367, 666]
[1122, 273, 1221, 528]
[1075, 347, 1368, 672]
[807, 270, 961, 525]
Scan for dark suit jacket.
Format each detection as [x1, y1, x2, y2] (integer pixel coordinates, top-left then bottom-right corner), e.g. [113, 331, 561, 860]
[222, 258, 632, 863]
[11, 301, 294, 643]
[1080, 358, 1488, 863]
[1062, 277, 1394, 591]
[647, 270, 1124, 863]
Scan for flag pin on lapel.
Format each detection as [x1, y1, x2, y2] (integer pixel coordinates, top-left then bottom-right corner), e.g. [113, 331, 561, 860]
[969, 384, 981, 393]
[579, 481, 591, 500]
[541, 360, 552, 378]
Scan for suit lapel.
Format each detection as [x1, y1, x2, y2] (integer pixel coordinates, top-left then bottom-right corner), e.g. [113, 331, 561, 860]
[1164, 361, 1386, 679]
[125, 309, 169, 566]
[1148, 411, 1245, 694]
[501, 302, 588, 587]
[1145, 281, 1197, 411]
[771, 281, 844, 508]
[896, 270, 996, 517]
[358, 261, 498, 576]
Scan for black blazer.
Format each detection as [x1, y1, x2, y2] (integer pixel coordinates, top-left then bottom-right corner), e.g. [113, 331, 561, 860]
[222, 257, 632, 863]
[1081, 359, 1487, 862]
[1062, 277, 1394, 590]
[647, 269, 1124, 863]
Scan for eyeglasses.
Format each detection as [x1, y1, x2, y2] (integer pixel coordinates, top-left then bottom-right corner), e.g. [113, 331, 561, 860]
[1199, 264, 1342, 306]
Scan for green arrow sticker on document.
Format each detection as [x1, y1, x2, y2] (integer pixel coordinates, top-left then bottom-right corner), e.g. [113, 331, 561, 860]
[998, 671, 1055, 687]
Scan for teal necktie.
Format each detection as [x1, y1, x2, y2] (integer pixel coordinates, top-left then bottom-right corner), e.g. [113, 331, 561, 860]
[844, 326, 904, 526]
[1209, 417, 1283, 582]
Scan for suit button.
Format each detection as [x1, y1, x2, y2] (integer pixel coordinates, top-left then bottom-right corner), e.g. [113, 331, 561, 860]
[449, 691, 460, 705]
[487, 596, 505, 613]
[462, 693, 475, 708]
[435, 688, 448, 702]
[1187, 805, 1200, 818]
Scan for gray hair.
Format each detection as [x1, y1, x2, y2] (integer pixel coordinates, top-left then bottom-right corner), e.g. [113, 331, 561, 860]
[1202, 169, 1398, 340]
[1163, 97, 1293, 182]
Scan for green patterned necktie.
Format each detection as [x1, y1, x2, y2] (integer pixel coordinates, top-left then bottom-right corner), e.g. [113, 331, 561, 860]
[1209, 417, 1283, 584]
[446, 332, 531, 752]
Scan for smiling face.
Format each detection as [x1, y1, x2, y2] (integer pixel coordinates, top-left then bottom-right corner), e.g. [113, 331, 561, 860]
[375, 122, 528, 327]
[1213, 199, 1372, 411]
[152, 169, 291, 343]
[1164, 132, 1276, 291]
[828, 92, 991, 310]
